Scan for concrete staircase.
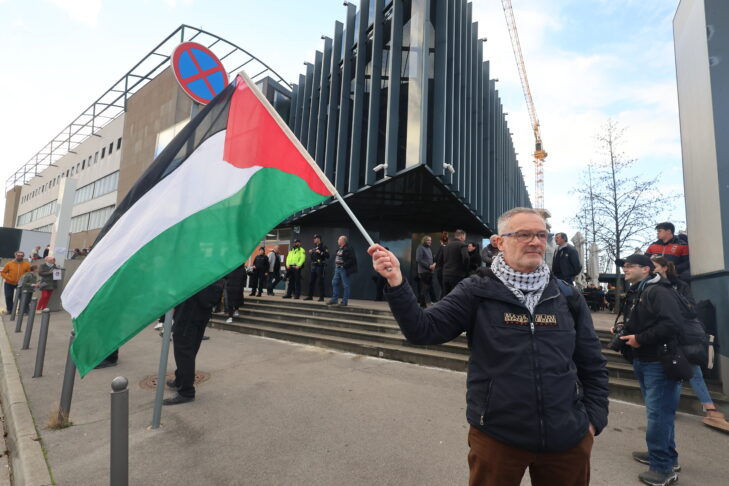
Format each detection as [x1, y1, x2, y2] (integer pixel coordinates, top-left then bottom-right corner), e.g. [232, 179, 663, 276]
[209, 296, 728, 415]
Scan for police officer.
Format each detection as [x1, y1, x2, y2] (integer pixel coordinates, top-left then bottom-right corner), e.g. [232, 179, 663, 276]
[305, 234, 329, 301]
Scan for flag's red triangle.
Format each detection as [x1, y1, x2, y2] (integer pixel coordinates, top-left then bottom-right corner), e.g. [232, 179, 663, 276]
[224, 78, 332, 197]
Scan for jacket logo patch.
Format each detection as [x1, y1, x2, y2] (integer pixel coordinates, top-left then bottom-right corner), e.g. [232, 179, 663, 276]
[504, 313, 529, 326]
[534, 314, 558, 326]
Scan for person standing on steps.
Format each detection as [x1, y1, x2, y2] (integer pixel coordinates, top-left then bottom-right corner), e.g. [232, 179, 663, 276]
[283, 239, 306, 299]
[305, 234, 329, 301]
[328, 236, 357, 307]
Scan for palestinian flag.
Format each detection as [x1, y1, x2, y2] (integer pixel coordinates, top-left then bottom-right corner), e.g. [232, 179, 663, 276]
[62, 74, 333, 376]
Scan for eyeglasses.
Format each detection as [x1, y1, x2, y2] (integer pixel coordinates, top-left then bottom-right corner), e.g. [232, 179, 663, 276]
[499, 230, 551, 243]
[622, 263, 646, 269]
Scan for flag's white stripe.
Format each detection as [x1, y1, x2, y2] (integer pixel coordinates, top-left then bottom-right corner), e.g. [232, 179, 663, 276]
[62, 130, 261, 318]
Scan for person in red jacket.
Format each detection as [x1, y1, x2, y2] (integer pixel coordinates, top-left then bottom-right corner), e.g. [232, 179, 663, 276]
[645, 222, 690, 281]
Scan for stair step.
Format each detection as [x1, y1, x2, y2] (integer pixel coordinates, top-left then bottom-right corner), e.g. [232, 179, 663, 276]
[211, 314, 469, 356]
[210, 319, 468, 372]
[233, 302, 401, 326]
[246, 296, 393, 317]
[214, 300, 728, 416]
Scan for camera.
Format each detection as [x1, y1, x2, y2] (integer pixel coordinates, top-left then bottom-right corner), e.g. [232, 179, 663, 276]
[608, 323, 626, 352]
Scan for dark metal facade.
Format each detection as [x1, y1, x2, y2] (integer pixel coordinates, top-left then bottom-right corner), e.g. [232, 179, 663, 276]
[287, 0, 530, 231]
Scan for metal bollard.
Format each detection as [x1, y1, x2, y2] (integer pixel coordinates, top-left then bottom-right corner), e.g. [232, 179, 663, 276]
[14, 290, 30, 333]
[58, 331, 76, 426]
[110, 376, 129, 486]
[21, 298, 38, 350]
[33, 309, 51, 378]
[9, 287, 20, 321]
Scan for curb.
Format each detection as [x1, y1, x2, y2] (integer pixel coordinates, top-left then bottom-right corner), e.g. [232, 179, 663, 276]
[0, 315, 53, 486]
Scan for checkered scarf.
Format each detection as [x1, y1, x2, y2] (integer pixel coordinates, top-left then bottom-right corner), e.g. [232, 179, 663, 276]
[490, 253, 551, 314]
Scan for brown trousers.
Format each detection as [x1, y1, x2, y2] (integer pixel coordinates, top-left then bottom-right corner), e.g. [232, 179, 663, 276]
[467, 426, 593, 486]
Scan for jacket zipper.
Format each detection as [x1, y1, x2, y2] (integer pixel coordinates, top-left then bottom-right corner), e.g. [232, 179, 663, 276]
[528, 291, 561, 451]
[479, 379, 494, 426]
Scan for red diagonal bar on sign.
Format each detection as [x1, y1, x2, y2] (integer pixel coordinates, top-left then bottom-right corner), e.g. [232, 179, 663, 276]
[185, 47, 219, 98]
[181, 66, 224, 84]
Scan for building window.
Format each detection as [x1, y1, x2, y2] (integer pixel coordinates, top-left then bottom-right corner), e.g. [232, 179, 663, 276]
[70, 205, 115, 233]
[82, 160, 85, 170]
[101, 147, 106, 159]
[16, 200, 58, 227]
[109, 142, 113, 155]
[117, 137, 122, 150]
[94, 152, 99, 163]
[71, 167, 75, 176]
[73, 171, 119, 205]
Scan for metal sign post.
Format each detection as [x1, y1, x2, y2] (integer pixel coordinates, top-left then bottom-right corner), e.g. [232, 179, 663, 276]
[151, 309, 174, 429]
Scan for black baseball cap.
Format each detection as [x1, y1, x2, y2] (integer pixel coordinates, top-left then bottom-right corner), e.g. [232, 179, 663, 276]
[616, 254, 654, 270]
[313, 234, 322, 239]
[294, 238, 301, 243]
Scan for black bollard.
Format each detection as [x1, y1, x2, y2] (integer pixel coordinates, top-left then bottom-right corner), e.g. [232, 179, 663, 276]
[14, 290, 30, 333]
[21, 297, 38, 350]
[110, 376, 129, 486]
[9, 286, 20, 321]
[58, 331, 76, 426]
[33, 309, 51, 378]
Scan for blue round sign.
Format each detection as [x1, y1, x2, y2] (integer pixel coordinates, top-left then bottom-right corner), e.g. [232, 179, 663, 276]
[171, 42, 229, 104]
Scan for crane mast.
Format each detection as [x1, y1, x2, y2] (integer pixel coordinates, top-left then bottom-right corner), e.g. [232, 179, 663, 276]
[501, 0, 547, 209]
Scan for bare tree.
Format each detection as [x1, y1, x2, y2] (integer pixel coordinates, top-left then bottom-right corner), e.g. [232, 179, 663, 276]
[571, 119, 677, 310]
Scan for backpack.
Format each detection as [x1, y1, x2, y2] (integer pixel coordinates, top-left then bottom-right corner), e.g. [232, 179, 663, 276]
[556, 279, 584, 325]
[670, 288, 710, 367]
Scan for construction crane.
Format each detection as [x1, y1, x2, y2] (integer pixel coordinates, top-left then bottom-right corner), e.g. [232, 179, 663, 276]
[501, 0, 547, 209]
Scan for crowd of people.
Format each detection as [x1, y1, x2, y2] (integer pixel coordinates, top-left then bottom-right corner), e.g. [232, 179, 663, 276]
[1, 215, 724, 486]
[2, 252, 59, 314]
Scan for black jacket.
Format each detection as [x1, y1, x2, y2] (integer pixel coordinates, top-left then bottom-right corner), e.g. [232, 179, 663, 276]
[309, 243, 330, 266]
[623, 275, 684, 362]
[442, 240, 469, 277]
[253, 254, 269, 273]
[174, 280, 225, 332]
[335, 244, 358, 275]
[552, 244, 582, 281]
[468, 249, 481, 275]
[385, 271, 609, 453]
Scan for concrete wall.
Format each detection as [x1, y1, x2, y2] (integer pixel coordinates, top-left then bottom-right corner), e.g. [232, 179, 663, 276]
[117, 67, 193, 203]
[3, 187, 21, 228]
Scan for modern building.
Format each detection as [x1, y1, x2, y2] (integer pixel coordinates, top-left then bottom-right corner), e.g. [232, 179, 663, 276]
[674, 0, 729, 393]
[5, 0, 530, 300]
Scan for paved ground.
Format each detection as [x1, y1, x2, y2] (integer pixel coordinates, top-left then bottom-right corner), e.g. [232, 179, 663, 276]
[1, 307, 728, 485]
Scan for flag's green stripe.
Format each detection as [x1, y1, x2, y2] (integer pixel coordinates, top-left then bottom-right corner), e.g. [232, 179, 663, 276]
[70, 168, 326, 376]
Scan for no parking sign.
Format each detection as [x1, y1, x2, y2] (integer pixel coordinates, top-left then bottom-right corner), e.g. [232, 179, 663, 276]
[171, 42, 229, 105]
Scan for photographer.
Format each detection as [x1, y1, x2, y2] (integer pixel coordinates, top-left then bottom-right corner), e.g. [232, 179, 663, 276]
[615, 254, 684, 486]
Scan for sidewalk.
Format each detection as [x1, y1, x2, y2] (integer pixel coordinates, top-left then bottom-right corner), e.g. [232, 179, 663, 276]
[1, 309, 728, 485]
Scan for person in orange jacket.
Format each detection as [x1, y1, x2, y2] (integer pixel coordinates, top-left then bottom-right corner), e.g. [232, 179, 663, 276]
[2, 251, 31, 313]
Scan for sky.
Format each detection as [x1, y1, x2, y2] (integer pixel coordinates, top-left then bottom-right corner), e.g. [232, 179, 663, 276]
[0, 0, 685, 245]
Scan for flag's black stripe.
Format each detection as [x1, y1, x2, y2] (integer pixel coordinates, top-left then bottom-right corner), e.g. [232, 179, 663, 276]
[94, 81, 236, 245]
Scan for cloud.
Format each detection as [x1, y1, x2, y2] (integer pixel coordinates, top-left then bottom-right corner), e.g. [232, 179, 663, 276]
[472, 0, 683, 236]
[47, 0, 102, 27]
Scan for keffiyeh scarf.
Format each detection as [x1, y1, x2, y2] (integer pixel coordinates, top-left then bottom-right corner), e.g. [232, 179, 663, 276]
[490, 253, 551, 314]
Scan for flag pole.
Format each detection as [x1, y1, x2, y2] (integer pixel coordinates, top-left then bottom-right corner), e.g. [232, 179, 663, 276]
[237, 72, 376, 248]
[151, 309, 173, 429]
